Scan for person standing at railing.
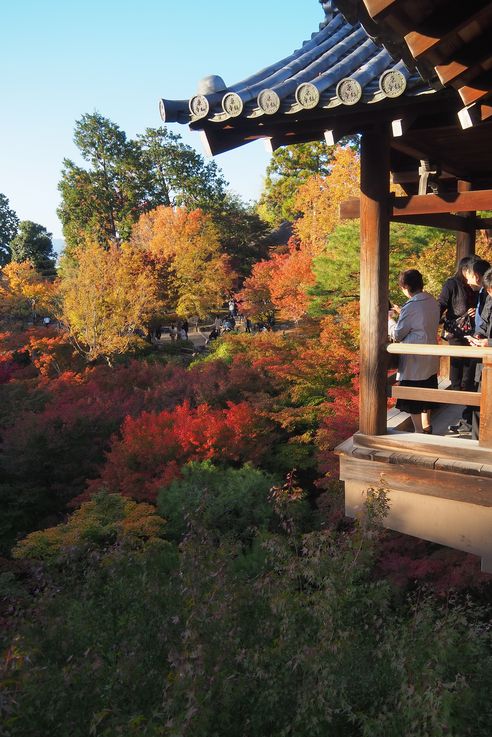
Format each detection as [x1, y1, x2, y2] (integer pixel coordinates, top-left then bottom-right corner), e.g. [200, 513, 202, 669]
[388, 269, 440, 434]
[466, 267, 492, 438]
[440, 256, 490, 435]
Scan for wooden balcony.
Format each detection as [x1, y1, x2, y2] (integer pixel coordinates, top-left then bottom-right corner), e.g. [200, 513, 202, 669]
[337, 344, 492, 572]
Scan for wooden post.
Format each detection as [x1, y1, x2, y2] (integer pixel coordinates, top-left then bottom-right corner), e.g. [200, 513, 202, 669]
[359, 126, 390, 435]
[456, 180, 476, 265]
[479, 355, 492, 448]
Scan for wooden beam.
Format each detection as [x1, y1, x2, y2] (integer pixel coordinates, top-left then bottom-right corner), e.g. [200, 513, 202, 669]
[387, 342, 492, 358]
[477, 217, 492, 229]
[391, 170, 455, 184]
[391, 213, 470, 231]
[392, 189, 492, 216]
[340, 198, 474, 231]
[359, 126, 390, 436]
[391, 386, 480, 406]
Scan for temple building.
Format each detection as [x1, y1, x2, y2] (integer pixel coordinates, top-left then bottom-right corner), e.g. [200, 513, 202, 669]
[162, 0, 492, 571]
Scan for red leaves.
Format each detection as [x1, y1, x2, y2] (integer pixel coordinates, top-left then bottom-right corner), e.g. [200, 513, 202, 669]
[87, 400, 270, 502]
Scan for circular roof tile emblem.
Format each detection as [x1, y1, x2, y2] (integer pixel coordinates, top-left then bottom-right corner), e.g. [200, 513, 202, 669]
[379, 69, 407, 98]
[336, 78, 362, 106]
[295, 83, 320, 109]
[257, 89, 281, 115]
[222, 92, 244, 117]
[189, 95, 210, 118]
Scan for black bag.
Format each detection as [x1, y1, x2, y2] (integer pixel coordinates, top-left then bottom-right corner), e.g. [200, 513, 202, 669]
[441, 313, 473, 341]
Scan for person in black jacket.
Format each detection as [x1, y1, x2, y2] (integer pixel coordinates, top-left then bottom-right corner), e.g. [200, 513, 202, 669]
[466, 267, 492, 438]
[439, 255, 480, 432]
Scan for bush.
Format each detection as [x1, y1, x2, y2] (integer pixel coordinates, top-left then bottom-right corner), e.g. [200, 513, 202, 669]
[158, 461, 312, 543]
[4, 498, 492, 737]
[13, 492, 166, 561]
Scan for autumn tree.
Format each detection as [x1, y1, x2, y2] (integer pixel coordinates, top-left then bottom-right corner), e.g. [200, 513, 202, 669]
[131, 206, 233, 318]
[236, 259, 276, 323]
[293, 146, 361, 256]
[60, 241, 162, 363]
[0, 193, 19, 266]
[269, 242, 315, 323]
[0, 260, 55, 324]
[258, 137, 360, 227]
[10, 221, 56, 276]
[258, 141, 335, 226]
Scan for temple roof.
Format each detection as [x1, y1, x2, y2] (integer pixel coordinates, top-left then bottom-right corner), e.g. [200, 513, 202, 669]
[160, 0, 446, 155]
[159, 0, 492, 189]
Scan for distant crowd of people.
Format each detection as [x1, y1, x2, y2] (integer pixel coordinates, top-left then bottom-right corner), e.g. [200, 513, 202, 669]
[388, 255, 492, 438]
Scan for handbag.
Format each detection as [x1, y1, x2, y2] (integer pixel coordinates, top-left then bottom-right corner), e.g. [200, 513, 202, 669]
[441, 313, 473, 341]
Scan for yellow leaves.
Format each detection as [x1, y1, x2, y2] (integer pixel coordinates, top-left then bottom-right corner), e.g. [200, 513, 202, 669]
[293, 146, 361, 256]
[60, 242, 162, 362]
[131, 206, 234, 318]
[13, 493, 167, 560]
[0, 260, 56, 320]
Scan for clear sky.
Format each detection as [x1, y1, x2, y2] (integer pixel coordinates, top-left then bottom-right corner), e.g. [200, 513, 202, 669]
[1, 0, 324, 240]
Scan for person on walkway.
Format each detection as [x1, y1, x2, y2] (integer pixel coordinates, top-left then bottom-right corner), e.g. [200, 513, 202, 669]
[170, 324, 177, 341]
[181, 319, 189, 340]
[388, 269, 440, 434]
[245, 317, 252, 333]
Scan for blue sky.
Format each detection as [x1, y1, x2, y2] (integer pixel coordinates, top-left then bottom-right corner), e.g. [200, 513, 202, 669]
[1, 0, 323, 240]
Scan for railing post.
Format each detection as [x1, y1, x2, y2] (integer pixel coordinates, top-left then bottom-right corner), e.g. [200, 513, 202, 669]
[479, 354, 492, 448]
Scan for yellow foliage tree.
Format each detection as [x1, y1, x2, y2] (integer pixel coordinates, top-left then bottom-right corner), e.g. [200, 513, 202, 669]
[0, 260, 56, 324]
[60, 241, 162, 363]
[293, 146, 361, 256]
[131, 206, 233, 318]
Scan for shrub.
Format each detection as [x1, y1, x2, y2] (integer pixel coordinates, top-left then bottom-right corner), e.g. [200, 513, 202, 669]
[4, 509, 492, 737]
[13, 492, 166, 561]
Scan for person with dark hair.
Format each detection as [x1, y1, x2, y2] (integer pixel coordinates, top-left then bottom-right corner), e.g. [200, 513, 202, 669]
[467, 259, 491, 333]
[439, 255, 481, 434]
[388, 269, 440, 433]
[466, 267, 492, 438]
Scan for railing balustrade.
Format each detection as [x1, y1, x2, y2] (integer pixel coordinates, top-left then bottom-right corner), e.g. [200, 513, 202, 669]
[386, 343, 492, 448]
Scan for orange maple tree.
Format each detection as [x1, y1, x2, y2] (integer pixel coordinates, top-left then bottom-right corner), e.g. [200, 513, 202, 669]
[293, 146, 360, 256]
[131, 206, 233, 317]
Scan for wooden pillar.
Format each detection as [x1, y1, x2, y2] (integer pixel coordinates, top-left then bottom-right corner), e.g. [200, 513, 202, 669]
[479, 355, 492, 448]
[359, 126, 390, 435]
[456, 180, 476, 265]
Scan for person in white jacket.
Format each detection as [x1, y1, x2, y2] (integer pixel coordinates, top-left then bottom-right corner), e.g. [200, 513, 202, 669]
[388, 269, 440, 434]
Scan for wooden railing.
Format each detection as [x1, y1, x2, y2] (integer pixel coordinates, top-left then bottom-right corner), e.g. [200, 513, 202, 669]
[386, 343, 492, 448]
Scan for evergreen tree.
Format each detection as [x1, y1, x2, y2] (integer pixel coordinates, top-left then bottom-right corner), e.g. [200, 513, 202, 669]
[9, 221, 56, 276]
[0, 193, 19, 266]
[58, 114, 228, 253]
